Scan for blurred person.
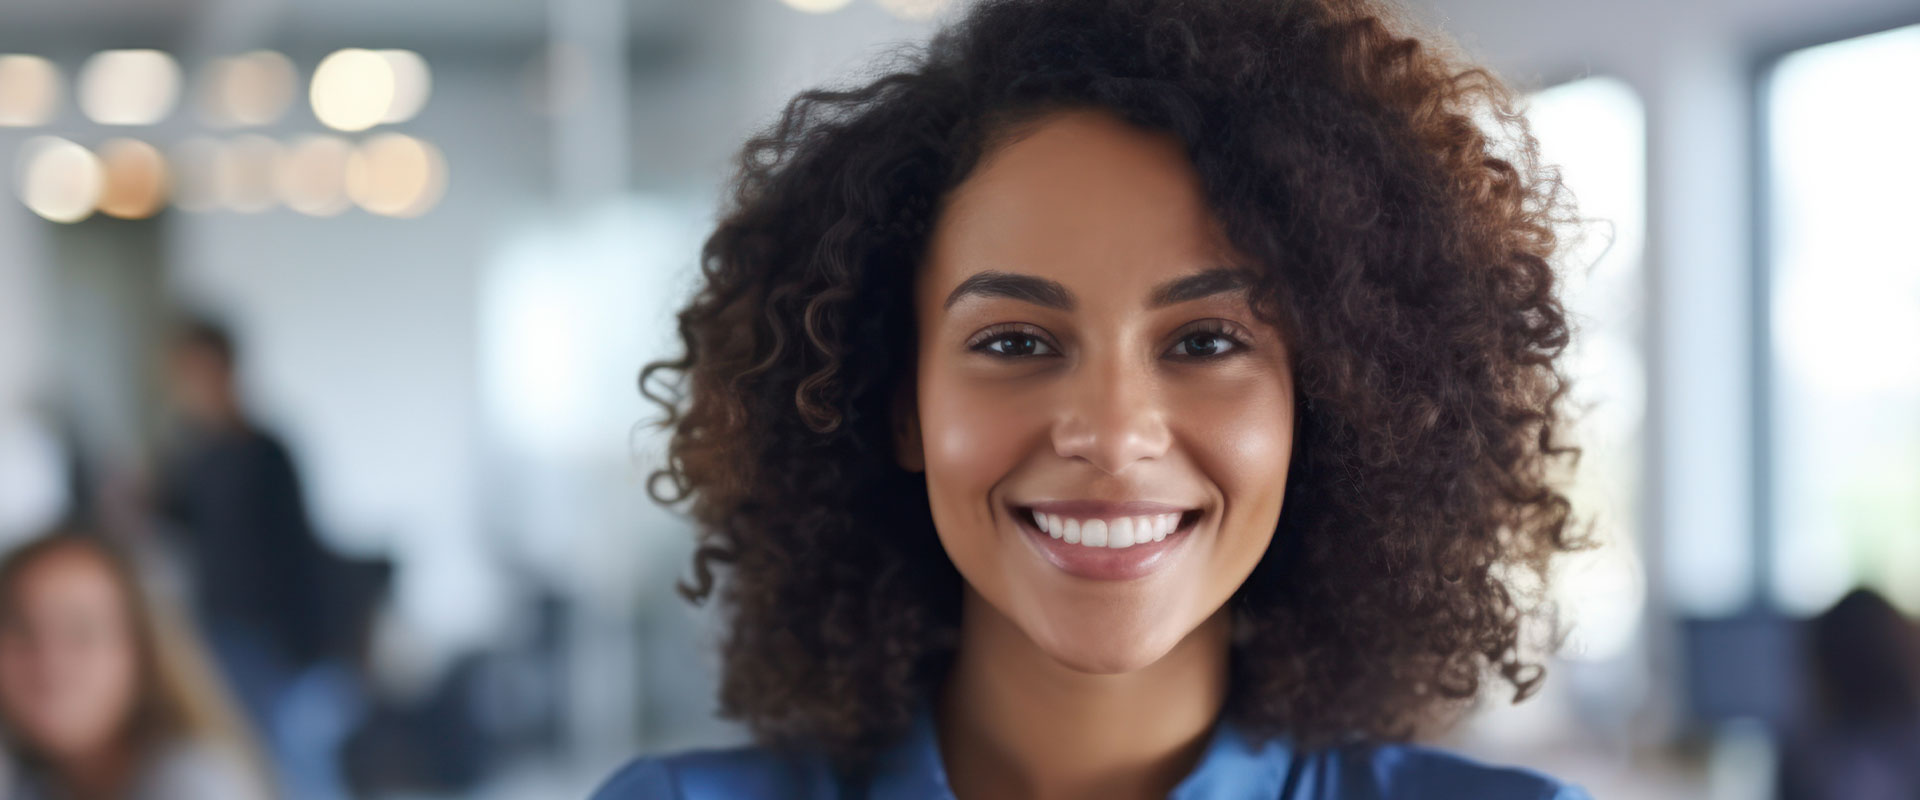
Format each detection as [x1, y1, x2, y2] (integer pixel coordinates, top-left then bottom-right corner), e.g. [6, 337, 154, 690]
[154, 317, 353, 800]
[1776, 588, 1920, 800]
[594, 0, 1593, 797]
[0, 530, 270, 799]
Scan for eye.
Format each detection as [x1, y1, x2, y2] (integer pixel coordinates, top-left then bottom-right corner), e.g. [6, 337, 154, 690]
[1166, 321, 1249, 360]
[968, 325, 1059, 359]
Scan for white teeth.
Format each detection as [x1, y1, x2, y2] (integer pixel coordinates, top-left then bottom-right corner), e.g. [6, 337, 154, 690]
[1027, 509, 1191, 549]
[1082, 519, 1108, 547]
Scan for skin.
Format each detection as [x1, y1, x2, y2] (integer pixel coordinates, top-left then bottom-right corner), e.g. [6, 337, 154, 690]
[165, 345, 244, 432]
[894, 109, 1297, 799]
[0, 547, 143, 799]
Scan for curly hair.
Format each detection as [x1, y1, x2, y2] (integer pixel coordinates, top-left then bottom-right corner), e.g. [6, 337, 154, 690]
[640, 0, 1586, 766]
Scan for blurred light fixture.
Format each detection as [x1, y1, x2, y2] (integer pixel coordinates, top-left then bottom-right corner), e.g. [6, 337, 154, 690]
[311, 48, 393, 131]
[76, 49, 181, 125]
[95, 138, 168, 219]
[15, 136, 102, 223]
[198, 50, 296, 127]
[874, 0, 950, 20]
[277, 134, 353, 216]
[217, 135, 282, 213]
[168, 137, 224, 212]
[310, 48, 431, 131]
[345, 133, 446, 218]
[779, 0, 854, 12]
[0, 55, 61, 127]
[378, 49, 431, 124]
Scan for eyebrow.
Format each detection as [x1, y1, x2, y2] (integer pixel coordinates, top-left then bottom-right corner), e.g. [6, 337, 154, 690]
[942, 266, 1253, 312]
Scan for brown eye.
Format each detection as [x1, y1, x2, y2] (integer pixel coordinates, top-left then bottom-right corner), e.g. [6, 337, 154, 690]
[976, 332, 1056, 358]
[1165, 322, 1249, 360]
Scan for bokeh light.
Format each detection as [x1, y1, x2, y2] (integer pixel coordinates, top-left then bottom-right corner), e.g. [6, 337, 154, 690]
[198, 50, 297, 127]
[76, 49, 181, 125]
[378, 50, 431, 124]
[311, 48, 395, 132]
[310, 48, 431, 131]
[14, 136, 102, 223]
[0, 55, 61, 127]
[278, 134, 354, 217]
[779, 0, 854, 13]
[345, 133, 446, 218]
[94, 138, 168, 219]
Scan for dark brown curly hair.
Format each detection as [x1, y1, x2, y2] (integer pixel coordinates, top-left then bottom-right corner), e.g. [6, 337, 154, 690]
[640, 0, 1586, 766]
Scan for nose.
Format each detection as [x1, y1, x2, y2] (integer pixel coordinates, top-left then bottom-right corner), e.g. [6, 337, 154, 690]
[1050, 354, 1171, 475]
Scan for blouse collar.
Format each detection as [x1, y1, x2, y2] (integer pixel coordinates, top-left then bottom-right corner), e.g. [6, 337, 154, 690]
[867, 700, 1293, 800]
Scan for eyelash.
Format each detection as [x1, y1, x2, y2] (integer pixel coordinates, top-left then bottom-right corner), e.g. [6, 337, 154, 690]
[966, 320, 1251, 362]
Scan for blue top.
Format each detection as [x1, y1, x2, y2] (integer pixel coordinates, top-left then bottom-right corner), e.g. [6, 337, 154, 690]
[589, 702, 1591, 799]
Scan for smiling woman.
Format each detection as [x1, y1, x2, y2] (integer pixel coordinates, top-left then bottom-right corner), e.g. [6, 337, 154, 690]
[599, 0, 1589, 797]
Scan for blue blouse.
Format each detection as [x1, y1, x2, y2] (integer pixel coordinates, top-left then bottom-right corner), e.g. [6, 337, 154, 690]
[589, 702, 1591, 799]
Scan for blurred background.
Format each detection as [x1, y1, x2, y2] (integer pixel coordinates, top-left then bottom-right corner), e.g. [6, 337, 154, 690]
[0, 0, 1914, 797]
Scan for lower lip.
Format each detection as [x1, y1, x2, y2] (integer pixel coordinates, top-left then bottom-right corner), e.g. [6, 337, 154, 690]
[1015, 508, 1197, 581]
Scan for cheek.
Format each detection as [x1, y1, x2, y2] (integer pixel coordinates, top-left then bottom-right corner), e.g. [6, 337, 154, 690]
[0, 632, 136, 751]
[0, 641, 33, 717]
[917, 371, 1044, 510]
[66, 638, 139, 743]
[1179, 373, 1292, 533]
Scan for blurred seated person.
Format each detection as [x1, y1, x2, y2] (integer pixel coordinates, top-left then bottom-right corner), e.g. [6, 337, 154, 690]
[1777, 587, 1920, 800]
[0, 530, 270, 799]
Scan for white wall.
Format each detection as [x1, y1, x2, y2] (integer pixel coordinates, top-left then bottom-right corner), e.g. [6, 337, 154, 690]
[0, 162, 64, 543]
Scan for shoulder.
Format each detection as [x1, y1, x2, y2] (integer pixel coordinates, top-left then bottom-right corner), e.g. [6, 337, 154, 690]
[134, 740, 265, 800]
[1301, 741, 1589, 800]
[589, 743, 841, 800]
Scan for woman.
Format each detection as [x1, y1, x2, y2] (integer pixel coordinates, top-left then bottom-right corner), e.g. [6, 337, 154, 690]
[599, 0, 1590, 796]
[0, 531, 271, 799]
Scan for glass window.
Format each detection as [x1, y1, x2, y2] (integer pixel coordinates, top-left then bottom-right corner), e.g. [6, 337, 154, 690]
[1766, 24, 1920, 614]
[1527, 75, 1649, 661]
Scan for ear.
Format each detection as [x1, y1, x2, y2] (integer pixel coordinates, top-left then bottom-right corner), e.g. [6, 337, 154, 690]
[891, 377, 925, 473]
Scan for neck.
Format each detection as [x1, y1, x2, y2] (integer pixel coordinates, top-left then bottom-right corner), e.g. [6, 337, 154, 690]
[52, 739, 137, 800]
[936, 586, 1231, 800]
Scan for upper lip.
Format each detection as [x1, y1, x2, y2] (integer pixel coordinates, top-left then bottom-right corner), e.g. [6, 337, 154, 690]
[1019, 499, 1195, 518]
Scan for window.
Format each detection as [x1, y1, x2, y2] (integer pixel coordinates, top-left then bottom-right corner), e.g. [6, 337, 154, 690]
[1765, 24, 1920, 614]
[1527, 75, 1649, 662]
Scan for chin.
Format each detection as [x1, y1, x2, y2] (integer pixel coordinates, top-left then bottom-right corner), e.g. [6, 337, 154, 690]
[1030, 614, 1187, 675]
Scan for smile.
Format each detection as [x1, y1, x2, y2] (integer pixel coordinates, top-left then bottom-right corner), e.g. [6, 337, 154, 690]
[1010, 501, 1203, 580]
[1029, 509, 1182, 548]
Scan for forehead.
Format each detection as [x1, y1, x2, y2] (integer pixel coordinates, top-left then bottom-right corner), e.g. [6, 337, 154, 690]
[921, 109, 1237, 302]
[10, 549, 121, 614]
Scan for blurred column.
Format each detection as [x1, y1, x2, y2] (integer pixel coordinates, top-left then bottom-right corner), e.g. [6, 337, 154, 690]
[544, 0, 641, 775]
[1644, 36, 1757, 618]
[549, 0, 631, 203]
